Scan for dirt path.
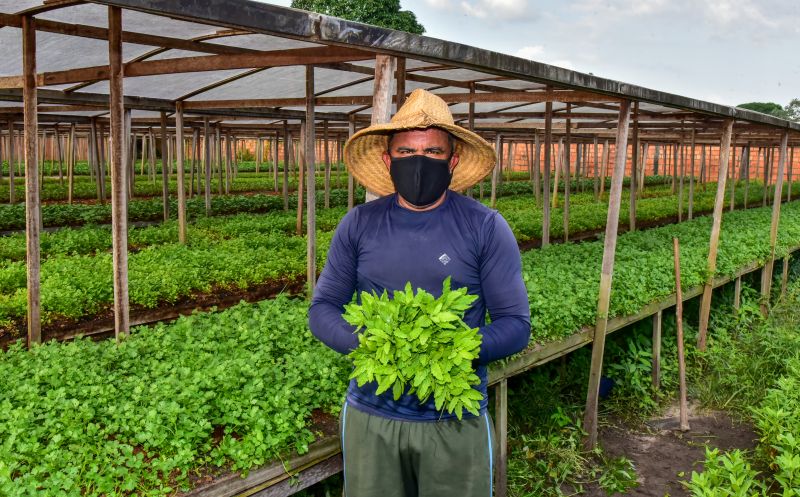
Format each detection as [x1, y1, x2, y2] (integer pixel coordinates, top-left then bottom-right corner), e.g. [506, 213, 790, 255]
[585, 403, 757, 496]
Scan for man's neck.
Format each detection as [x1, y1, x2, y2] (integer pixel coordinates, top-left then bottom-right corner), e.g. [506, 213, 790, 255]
[397, 191, 448, 212]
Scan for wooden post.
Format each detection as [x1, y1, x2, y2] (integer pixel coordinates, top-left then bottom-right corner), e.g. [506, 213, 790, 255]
[216, 126, 223, 195]
[734, 276, 742, 310]
[564, 105, 571, 242]
[491, 134, 500, 209]
[788, 147, 793, 202]
[593, 136, 599, 201]
[761, 131, 789, 313]
[305, 65, 317, 297]
[283, 122, 290, 211]
[552, 138, 562, 209]
[323, 120, 330, 209]
[296, 123, 305, 236]
[160, 112, 169, 221]
[467, 83, 476, 199]
[583, 99, 632, 449]
[347, 116, 355, 211]
[600, 139, 609, 197]
[224, 133, 232, 195]
[67, 123, 75, 204]
[395, 56, 407, 110]
[688, 129, 696, 220]
[780, 256, 790, 298]
[542, 101, 553, 247]
[629, 102, 639, 232]
[729, 139, 737, 212]
[697, 120, 734, 351]
[366, 55, 395, 203]
[673, 238, 690, 432]
[494, 378, 508, 497]
[55, 125, 63, 185]
[204, 117, 211, 215]
[8, 121, 15, 204]
[273, 134, 279, 192]
[533, 130, 541, 206]
[678, 137, 684, 222]
[175, 102, 187, 244]
[108, 6, 129, 339]
[744, 144, 750, 208]
[651, 310, 662, 389]
[98, 123, 106, 202]
[22, 15, 41, 345]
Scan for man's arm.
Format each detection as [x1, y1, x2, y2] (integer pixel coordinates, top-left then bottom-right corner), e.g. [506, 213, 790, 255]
[308, 210, 360, 354]
[476, 212, 531, 364]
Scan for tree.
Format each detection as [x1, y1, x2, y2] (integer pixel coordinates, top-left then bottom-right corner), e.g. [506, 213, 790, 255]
[737, 102, 789, 119]
[291, 0, 425, 34]
[784, 98, 800, 122]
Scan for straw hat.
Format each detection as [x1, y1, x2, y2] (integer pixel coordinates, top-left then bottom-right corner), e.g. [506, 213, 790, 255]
[344, 89, 497, 196]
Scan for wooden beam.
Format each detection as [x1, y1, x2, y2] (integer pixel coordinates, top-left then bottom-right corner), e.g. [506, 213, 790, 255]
[0, 13, 262, 56]
[175, 103, 187, 244]
[22, 15, 41, 346]
[697, 120, 734, 351]
[0, 46, 374, 89]
[583, 99, 632, 450]
[108, 6, 130, 339]
[181, 90, 621, 110]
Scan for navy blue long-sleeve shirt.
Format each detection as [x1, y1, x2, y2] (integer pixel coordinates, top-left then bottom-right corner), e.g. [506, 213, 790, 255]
[308, 191, 530, 421]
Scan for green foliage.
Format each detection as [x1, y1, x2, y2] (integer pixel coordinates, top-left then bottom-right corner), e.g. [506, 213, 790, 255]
[738, 102, 790, 119]
[785, 98, 800, 122]
[0, 296, 350, 496]
[685, 447, 764, 497]
[344, 277, 483, 419]
[291, 0, 425, 34]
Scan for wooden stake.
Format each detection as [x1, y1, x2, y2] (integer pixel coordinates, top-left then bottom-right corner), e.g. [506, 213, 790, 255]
[67, 123, 75, 204]
[323, 120, 330, 209]
[159, 112, 169, 221]
[734, 276, 742, 310]
[697, 120, 734, 351]
[491, 134, 499, 209]
[673, 237, 689, 432]
[305, 65, 317, 298]
[22, 15, 41, 345]
[583, 99, 632, 450]
[593, 136, 599, 201]
[296, 123, 305, 237]
[542, 101, 553, 247]
[761, 131, 789, 314]
[652, 310, 662, 389]
[533, 130, 541, 206]
[629, 103, 639, 232]
[347, 117, 355, 211]
[781, 256, 790, 298]
[204, 117, 211, 215]
[8, 121, 15, 204]
[495, 378, 508, 497]
[564, 105, 571, 242]
[175, 102, 187, 244]
[108, 6, 129, 339]
[688, 130, 695, 220]
[366, 55, 395, 203]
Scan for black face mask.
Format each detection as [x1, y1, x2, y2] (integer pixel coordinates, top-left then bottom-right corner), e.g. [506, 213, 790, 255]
[389, 155, 453, 208]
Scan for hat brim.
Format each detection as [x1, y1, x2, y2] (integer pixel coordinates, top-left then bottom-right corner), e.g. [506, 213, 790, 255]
[344, 123, 497, 196]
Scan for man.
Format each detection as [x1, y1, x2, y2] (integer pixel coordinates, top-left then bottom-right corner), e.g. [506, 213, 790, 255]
[309, 89, 530, 497]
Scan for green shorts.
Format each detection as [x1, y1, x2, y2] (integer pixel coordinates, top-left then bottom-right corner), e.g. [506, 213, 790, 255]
[339, 401, 497, 497]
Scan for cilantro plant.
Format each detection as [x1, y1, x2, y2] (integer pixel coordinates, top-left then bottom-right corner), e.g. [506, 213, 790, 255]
[343, 277, 483, 420]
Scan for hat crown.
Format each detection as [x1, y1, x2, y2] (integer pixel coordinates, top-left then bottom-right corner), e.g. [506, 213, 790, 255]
[391, 89, 455, 128]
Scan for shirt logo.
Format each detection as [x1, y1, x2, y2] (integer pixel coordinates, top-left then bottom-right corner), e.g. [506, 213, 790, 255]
[438, 253, 451, 265]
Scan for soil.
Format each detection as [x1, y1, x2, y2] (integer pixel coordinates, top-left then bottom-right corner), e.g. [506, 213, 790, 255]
[582, 402, 758, 497]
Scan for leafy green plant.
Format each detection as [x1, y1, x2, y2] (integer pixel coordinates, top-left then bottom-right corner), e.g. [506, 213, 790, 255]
[344, 277, 483, 419]
[684, 448, 763, 497]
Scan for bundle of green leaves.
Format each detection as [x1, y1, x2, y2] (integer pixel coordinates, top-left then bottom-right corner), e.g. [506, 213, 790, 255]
[343, 277, 483, 419]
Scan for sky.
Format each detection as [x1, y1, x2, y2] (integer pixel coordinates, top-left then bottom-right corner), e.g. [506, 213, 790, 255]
[266, 0, 800, 108]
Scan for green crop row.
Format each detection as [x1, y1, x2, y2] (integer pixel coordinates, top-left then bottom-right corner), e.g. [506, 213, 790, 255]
[0, 295, 351, 497]
[2, 201, 800, 495]
[522, 200, 800, 343]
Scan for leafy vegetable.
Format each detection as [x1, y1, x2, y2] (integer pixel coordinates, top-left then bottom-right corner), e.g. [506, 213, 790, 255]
[343, 277, 483, 419]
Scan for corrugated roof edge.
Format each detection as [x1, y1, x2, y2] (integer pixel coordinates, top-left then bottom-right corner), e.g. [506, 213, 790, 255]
[72, 0, 798, 132]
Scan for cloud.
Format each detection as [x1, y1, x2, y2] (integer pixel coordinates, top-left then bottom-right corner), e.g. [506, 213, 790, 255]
[514, 45, 574, 69]
[458, 0, 534, 21]
[422, 0, 454, 9]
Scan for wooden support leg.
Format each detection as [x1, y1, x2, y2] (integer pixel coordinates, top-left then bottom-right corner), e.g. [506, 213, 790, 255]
[652, 310, 662, 390]
[494, 379, 508, 497]
[734, 276, 742, 310]
[781, 256, 790, 298]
